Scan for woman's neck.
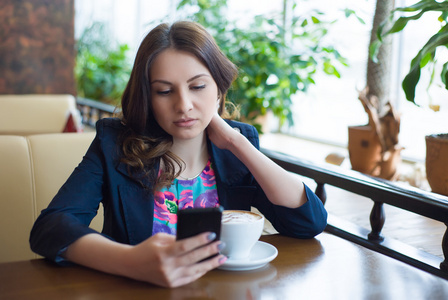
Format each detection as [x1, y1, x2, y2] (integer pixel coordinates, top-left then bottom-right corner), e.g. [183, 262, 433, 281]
[170, 133, 209, 178]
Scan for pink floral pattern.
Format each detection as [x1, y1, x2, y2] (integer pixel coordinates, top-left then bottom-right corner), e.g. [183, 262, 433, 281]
[152, 159, 219, 235]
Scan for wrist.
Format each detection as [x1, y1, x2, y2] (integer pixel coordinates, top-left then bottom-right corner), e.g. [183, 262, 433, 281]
[228, 132, 252, 159]
[226, 130, 247, 153]
[114, 244, 136, 278]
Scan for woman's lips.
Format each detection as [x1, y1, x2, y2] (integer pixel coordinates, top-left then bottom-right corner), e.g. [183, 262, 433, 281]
[174, 118, 197, 127]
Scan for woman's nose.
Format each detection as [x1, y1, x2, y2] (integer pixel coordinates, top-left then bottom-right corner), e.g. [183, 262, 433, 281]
[175, 91, 193, 113]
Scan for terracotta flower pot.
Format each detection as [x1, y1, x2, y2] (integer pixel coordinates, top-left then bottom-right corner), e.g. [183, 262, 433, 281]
[426, 134, 448, 196]
[348, 125, 401, 180]
[348, 125, 382, 174]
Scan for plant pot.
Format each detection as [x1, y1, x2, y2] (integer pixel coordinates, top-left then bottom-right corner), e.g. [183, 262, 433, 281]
[425, 134, 448, 196]
[348, 125, 401, 180]
[348, 125, 382, 174]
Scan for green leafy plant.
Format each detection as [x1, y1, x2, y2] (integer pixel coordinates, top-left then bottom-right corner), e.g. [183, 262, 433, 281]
[176, 0, 351, 131]
[75, 22, 131, 105]
[377, 0, 448, 105]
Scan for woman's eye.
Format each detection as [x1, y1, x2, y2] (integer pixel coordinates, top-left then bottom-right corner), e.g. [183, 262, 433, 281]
[192, 85, 206, 90]
[156, 90, 171, 95]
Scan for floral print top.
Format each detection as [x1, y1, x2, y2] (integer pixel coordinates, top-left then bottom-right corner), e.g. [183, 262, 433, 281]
[152, 158, 219, 235]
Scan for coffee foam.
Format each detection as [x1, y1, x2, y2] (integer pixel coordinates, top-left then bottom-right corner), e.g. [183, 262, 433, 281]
[222, 210, 262, 224]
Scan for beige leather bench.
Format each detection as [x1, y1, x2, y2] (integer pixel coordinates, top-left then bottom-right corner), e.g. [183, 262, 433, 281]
[0, 132, 103, 263]
[0, 94, 82, 135]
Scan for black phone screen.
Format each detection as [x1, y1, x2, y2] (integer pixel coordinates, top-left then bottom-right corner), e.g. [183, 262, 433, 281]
[176, 206, 223, 242]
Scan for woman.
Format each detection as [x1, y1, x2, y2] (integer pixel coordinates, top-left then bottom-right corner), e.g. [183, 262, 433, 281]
[30, 21, 327, 288]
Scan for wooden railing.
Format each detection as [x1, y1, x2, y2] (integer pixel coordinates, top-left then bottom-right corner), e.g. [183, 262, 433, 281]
[261, 148, 448, 279]
[76, 97, 119, 128]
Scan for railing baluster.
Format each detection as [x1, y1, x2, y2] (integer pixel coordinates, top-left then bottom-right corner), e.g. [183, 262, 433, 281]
[368, 201, 385, 241]
[77, 104, 87, 125]
[315, 182, 326, 205]
[441, 224, 448, 271]
[88, 107, 95, 127]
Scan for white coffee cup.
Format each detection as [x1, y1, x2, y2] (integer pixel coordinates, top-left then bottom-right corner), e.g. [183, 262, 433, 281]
[220, 210, 264, 260]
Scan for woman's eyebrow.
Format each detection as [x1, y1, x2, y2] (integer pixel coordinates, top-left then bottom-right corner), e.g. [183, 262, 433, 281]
[150, 79, 171, 85]
[187, 74, 211, 83]
[150, 73, 210, 85]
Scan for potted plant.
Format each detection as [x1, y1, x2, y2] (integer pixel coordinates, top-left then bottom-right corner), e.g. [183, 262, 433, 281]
[176, 0, 350, 133]
[348, 0, 402, 180]
[378, 0, 448, 195]
[75, 22, 132, 106]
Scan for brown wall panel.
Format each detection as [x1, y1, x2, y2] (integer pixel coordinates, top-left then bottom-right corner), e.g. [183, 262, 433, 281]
[0, 0, 75, 94]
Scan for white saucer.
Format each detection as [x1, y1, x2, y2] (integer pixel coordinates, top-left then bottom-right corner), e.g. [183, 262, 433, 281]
[218, 241, 278, 271]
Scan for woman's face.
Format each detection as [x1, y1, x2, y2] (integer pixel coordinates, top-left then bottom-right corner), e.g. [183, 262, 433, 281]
[149, 48, 219, 141]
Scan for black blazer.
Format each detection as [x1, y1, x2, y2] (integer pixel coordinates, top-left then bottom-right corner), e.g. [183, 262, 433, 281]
[30, 118, 327, 262]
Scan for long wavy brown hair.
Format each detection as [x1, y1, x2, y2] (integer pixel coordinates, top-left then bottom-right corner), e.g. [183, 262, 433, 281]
[119, 21, 238, 190]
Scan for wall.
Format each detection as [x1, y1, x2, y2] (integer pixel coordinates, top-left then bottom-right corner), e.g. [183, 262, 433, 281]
[0, 0, 75, 95]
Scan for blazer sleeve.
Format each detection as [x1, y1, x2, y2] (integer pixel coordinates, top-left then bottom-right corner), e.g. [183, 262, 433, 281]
[253, 183, 328, 238]
[29, 127, 106, 263]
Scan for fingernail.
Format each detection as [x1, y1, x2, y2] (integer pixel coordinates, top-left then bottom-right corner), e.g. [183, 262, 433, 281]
[207, 232, 216, 241]
[219, 256, 228, 264]
[217, 241, 226, 251]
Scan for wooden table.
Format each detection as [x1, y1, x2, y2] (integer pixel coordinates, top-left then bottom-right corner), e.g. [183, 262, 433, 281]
[1, 232, 448, 299]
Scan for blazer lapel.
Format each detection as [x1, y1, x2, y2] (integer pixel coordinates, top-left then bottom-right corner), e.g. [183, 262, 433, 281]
[116, 160, 159, 189]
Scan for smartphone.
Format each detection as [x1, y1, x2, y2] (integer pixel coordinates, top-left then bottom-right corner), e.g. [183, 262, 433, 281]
[176, 206, 223, 242]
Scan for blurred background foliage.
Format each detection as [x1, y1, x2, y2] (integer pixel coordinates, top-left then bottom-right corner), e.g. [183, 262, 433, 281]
[75, 22, 131, 105]
[75, 0, 360, 132]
